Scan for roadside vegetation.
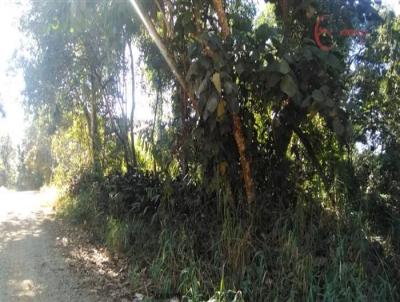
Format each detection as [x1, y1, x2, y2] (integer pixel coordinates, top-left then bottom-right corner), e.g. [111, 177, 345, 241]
[4, 0, 400, 300]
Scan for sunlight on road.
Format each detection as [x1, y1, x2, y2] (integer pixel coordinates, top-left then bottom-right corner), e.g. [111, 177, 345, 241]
[7, 279, 40, 299]
[0, 187, 57, 219]
[0, 188, 57, 251]
[0, 187, 94, 302]
[0, 188, 57, 299]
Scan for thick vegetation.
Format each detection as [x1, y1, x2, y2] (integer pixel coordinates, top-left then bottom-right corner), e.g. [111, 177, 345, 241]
[10, 0, 400, 300]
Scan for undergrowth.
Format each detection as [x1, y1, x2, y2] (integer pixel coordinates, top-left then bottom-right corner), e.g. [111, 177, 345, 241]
[55, 168, 400, 301]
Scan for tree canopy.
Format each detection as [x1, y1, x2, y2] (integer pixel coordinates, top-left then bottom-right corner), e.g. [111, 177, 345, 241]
[9, 0, 400, 300]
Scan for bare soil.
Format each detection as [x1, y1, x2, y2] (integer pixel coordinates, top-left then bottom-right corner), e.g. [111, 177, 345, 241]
[0, 190, 131, 302]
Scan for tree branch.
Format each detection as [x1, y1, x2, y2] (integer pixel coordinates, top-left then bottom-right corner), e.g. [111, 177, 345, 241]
[128, 0, 197, 111]
[212, 0, 230, 39]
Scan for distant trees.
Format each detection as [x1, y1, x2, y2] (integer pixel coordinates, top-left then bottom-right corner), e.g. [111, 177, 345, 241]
[0, 135, 15, 188]
[19, 0, 140, 178]
[350, 11, 400, 151]
[15, 119, 53, 190]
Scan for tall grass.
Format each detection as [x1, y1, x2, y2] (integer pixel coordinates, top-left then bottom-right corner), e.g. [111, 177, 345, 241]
[55, 171, 400, 301]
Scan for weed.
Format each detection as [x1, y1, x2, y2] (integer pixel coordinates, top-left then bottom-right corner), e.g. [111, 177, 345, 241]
[55, 168, 400, 301]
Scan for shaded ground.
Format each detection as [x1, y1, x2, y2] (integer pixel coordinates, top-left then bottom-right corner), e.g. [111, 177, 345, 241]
[53, 216, 133, 301]
[0, 189, 101, 302]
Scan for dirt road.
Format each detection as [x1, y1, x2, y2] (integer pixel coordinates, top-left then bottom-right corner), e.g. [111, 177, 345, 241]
[0, 189, 98, 302]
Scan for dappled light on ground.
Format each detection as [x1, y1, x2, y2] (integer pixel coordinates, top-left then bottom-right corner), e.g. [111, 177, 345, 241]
[56, 225, 132, 300]
[0, 217, 43, 248]
[7, 279, 40, 299]
[0, 189, 98, 301]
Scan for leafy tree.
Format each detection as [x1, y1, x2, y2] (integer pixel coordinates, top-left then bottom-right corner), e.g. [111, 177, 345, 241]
[127, 0, 380, 206]
[0, 134, 16, 187]
[20, 0, 140, 175]
[348, 10, 400, 250]
[16, 0, 400, 300]
[15, 117, 53, 189]
[350, 11, 400, 150]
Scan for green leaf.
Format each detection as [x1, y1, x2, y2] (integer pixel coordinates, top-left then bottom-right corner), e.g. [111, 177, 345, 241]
[184, 22, 196, 34]
[213, 54, 226, 69]
[206, 93, 219, 114]
[255, 24, 269, 41]
[283, 54, 294, 64]
[280, 75, 298, 97]
[303, 47, 313, 61]
[196, 71, 211, 97]
[267, 59, 291, 74]
[278, 60, 291, 74]
[326, 53, 342, 70]
[325, 98, 335, 108]
[217, 100, 226, 119]
[211, 73, 222, 94]
[303, 37, 315, 44]
[312, 89, 324, 103]
[320, 85, 330, 95]
[224, 81, 234, 94]
[301, 96, 312, 108]
[181, 12, 192, 26]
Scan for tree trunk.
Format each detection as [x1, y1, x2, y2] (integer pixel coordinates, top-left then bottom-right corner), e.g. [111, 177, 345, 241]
[212, 0, 256, 204]
[90, 74, 102, 174]
[128, 40, 137, 167]
[129, 0, 256, 203]
[211, 0, 230, 39]
[151, 87, 161, 173]
[179, 86, 189, 175]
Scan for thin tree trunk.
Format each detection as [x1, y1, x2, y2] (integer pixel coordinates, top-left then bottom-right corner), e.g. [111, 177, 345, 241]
[212, 0, 256, 204]
[90, 74, 102, 174]
[82, 103, 92, 137]
[128, 0, 198, 111]
[292, 126, 335, 203]
[151, 88, 161, 173]
[128, 40, 137, 167]
[119, 45, 133, 169]
[104, 95, 130, 166]
[75, 90, 94, 165]
[179, 86, 188, 175]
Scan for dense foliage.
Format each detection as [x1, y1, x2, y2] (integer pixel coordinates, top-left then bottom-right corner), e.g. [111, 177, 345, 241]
[0, 134, 15, 187]
[9, 0, 400, 300]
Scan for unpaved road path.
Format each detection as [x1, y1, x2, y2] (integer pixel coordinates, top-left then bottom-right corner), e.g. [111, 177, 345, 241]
[0, 189, 98, 302]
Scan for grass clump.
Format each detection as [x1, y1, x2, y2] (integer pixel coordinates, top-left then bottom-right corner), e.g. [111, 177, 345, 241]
[55, 167, 400, 301]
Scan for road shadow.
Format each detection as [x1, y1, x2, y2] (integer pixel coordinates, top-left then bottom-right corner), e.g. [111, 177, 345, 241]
[0, 192, 97, 302]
